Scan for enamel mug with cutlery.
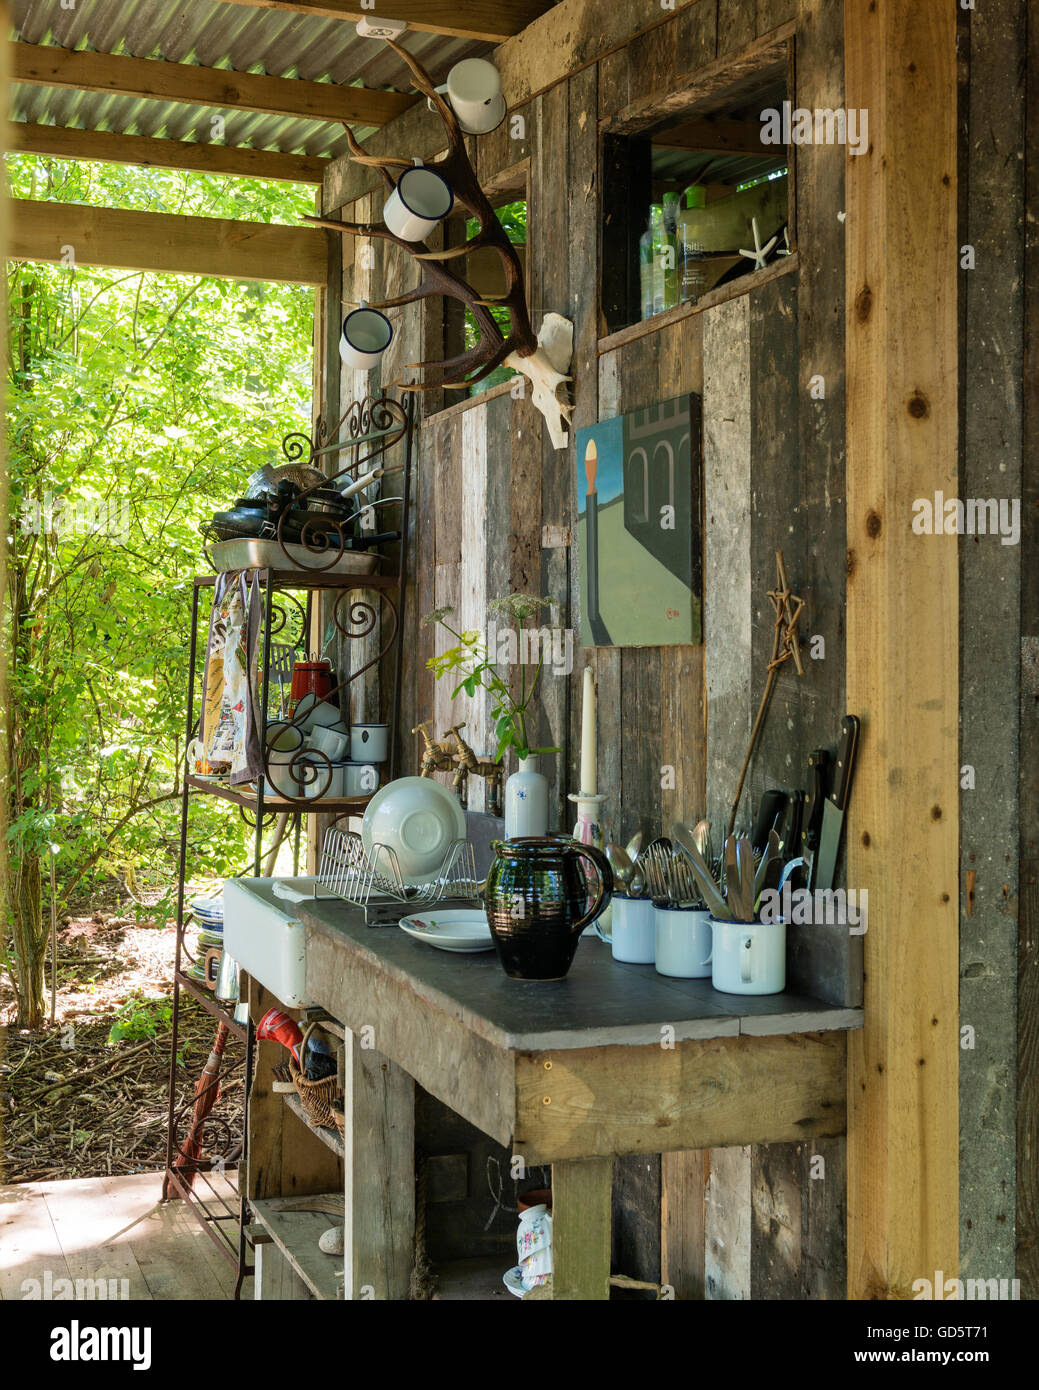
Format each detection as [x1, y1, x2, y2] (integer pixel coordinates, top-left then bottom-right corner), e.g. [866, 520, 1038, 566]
[654, 904, 713, 978]
[708, 917, 786, 995]
[595, 894, 656, 964]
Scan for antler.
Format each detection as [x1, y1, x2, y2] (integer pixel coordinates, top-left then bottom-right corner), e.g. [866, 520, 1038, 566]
[307, 38, 575, 443]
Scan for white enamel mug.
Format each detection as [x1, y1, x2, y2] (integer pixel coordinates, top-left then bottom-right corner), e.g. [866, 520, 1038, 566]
[350, 722, 389, 762]
[345, 761, 380, 798]
[709, 917, 786, 995]
[339, 302, 393, 371]
[310, 725, 350, 762]
[296, 691, 341, 732]
[266, 756, 319, 799]
[442, 58, 507, 136]
[595, 895, 655, 964]
[654, 905, 713, 978]
[304, 761, 348, 800]
[383, 161, 454, 242]
[265, 721, 305, 764]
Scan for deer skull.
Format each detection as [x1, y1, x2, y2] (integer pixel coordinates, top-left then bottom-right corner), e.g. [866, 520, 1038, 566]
[505, 313, 575, 451]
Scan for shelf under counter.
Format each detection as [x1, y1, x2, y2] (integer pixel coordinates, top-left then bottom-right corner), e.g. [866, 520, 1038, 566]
[174, 968, 249, 1039]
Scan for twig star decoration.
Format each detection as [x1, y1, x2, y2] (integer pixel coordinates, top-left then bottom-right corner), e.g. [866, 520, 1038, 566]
[767, 551, 805, 676]
[727, 550, 806, 837]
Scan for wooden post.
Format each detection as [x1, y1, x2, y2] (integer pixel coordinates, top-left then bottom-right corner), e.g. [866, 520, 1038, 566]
[551, 1157, 613, 1300]
[844, 0, 959, 1297]
[341, 1031, 415, 1300]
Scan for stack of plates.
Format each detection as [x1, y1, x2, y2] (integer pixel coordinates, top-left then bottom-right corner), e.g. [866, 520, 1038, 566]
[189, 897, 224, 985]
[191, 897, 224, 933]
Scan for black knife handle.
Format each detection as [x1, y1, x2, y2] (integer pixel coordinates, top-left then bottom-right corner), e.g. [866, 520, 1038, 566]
[752, 789, 788, 853]
[832, 715, 861, 811]
[802, 749, 830, 851]
[786, 789, 806, 853]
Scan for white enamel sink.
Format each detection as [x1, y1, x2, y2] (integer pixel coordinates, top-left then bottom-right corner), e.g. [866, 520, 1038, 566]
[223, 877, 319, 1008]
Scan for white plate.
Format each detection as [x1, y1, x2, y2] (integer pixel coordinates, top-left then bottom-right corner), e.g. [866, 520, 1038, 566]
[502, 1266, 527, 1298]
[190, 897, 224, 919]
[361, 776, 467, 884]
[398, 909, 494, 953]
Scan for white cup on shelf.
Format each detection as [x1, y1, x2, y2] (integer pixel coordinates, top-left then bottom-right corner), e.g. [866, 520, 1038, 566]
[709, 918, 786, 995]
[594, 895, 655, 964]
[654, 905, 712, 978]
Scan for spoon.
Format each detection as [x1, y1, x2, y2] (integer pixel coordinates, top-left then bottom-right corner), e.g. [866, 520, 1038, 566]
[605, 843, 635, 895]
[625, 830, 643, 863]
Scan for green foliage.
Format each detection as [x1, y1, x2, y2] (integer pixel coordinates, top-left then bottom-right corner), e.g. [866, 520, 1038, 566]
[424, 596, 560, 762]
[107, 992, 173, 1044]
[5, 155, 315, 923]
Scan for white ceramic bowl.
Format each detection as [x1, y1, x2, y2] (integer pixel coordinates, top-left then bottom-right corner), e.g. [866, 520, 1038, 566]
[361, 776, 467, 884]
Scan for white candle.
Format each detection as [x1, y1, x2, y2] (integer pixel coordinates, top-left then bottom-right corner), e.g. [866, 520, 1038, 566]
[580, 666, 596, 796]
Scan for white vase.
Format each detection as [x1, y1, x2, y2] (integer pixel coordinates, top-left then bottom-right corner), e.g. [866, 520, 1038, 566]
[504, 756, 549, 838]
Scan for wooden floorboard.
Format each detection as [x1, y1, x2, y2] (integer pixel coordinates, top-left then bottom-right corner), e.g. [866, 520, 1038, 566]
[0, 1171, 237, 1301]
[0, 1187, 68, 1301]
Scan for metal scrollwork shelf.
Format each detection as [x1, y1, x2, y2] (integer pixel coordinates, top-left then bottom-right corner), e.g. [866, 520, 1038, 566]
[163, 394, 415, 1297]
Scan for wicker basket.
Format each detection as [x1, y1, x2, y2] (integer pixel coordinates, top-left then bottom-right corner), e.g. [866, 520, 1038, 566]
[290, 1021, 342, 1131]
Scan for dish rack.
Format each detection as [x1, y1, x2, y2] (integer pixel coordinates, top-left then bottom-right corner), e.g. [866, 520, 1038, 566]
[313, 825, 482, 923]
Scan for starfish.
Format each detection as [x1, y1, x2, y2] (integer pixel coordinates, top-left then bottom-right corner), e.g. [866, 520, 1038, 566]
[739, 216, 778, 270]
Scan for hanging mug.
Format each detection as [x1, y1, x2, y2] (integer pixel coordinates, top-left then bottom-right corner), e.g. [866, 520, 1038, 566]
[340, 302, 393, 371]
[432, 58, 507, 136]
[383, 160, 454, 242]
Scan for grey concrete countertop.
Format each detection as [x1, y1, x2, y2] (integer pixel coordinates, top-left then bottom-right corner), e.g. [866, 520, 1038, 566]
[299, 897, 863, 1053]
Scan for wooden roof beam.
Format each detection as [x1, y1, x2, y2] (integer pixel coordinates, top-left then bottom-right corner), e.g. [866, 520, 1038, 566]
[652, 119, 773, 158]
[9, 123, 329, 184]
[213, 1, 556, 43]
[11, 42, 414, 127]
[9, 199, 331, 285]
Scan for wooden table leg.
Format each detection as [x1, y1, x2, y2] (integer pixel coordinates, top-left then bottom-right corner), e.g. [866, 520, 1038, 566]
[342, 1031, 415, 1300]
[254, 1240, 310, 1300]
[550, 1157, 612, 1300]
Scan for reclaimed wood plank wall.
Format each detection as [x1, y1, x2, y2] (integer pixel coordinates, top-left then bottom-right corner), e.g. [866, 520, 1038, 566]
[320, 0, 1034, 1298]
[957, 0, 1027, 1292]
[325, 0, 854, 1299]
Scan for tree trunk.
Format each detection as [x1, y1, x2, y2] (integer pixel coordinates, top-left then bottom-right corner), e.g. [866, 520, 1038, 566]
[10, 850, 45, 1029]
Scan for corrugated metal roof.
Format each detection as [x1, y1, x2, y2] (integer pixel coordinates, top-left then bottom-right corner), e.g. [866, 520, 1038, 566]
[10, 0, 491, 158]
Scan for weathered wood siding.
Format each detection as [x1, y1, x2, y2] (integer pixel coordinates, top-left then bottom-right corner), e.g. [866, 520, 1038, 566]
[316, 0, 1029, 1298]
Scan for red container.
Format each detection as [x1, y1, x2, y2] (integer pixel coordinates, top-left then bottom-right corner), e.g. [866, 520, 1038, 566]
[288, 660, 333, 715]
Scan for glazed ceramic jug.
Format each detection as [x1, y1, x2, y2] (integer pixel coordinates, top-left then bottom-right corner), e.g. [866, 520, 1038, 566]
[485, 836, 613, 980]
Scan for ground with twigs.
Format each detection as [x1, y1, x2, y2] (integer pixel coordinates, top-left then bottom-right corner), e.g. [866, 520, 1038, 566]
[0, 893, 242, 1184]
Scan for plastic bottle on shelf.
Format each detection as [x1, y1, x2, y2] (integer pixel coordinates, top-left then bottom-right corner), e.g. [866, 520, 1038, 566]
[661, 192, 681, 310]
[649, 203, 667, 316]
[639, 223, 655, 321]
[679, 185, 708, 304]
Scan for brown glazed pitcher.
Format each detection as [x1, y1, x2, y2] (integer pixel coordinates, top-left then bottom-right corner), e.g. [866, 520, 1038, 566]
[485, 836, 614, 981]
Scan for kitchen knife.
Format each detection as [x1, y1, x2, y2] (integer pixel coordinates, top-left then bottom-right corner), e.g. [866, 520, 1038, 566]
[779, 789, 806, 860]
[812, 715, 861, 892]
[800, 749, 830, 886]
[752, 789, 788, 855]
